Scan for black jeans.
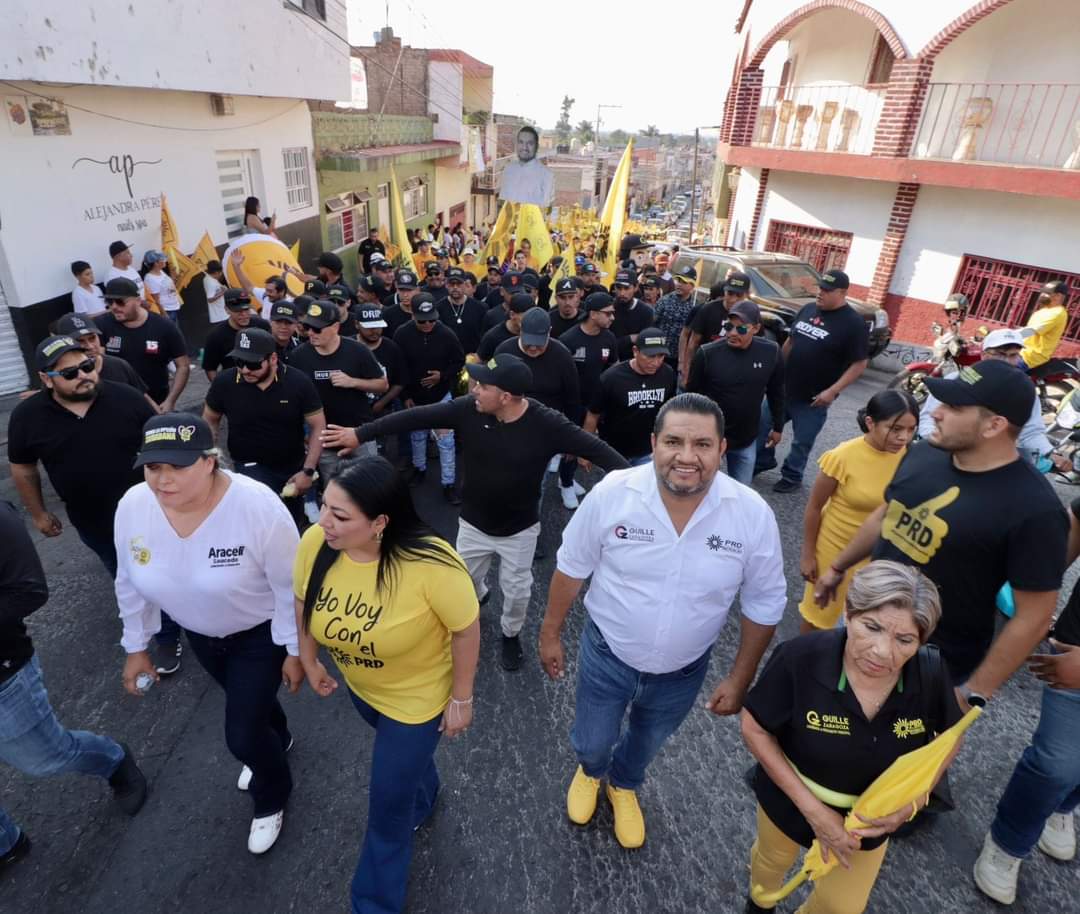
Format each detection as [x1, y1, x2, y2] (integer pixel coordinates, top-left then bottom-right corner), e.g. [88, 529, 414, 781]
[233, 462, 307, 531]
[184, 621, 292, 817]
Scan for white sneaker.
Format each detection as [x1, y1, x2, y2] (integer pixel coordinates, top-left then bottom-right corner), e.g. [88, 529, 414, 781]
[973, 832, 1021, 905]
[247, 811, 283, 855]
[572, 481, 586, 496]
[1039, 812, 1077, 861]
[547, 455, 560, 473]
[560, 484, 579, 510]
[238, 736, 295, 791]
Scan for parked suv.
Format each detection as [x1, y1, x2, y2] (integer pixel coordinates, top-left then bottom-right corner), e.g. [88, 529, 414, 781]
[670, 247, 892, 358]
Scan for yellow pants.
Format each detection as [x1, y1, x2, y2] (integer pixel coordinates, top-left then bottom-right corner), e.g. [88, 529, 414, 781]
[749, 804, 888, 914]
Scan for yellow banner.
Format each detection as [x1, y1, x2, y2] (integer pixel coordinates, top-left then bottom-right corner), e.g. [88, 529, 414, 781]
[388, 164, 417, 275]
[600, 140, 634, 279]
[514, 204, 554, 272]
[482, 201, 516, 268]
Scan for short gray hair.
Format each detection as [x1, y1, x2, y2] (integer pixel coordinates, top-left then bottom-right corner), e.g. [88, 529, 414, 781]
[845, 560, 942, 644]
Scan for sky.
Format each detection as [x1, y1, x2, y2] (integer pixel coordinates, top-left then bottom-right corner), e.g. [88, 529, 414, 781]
[346, 0, 737, 136]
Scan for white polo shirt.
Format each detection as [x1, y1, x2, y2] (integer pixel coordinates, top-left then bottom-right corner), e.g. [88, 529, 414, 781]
[556, 463, 786, 674]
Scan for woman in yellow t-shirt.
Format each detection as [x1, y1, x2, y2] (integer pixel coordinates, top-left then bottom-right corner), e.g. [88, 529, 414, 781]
[292, 456, 479, 914]
[798, 390, 919, 632]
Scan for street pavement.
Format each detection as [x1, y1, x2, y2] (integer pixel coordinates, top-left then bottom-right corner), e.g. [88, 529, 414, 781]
[1, 363, 1076, 914]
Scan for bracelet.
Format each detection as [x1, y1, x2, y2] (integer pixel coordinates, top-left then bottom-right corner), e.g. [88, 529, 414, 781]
[449, 696, 473, 705]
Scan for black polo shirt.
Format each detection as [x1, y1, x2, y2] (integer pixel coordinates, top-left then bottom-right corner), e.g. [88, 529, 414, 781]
[7, 380, 155, 537]
[744, 630, 961, 849]
[202, 316, 271, 374]
[205, 365, 324, 473]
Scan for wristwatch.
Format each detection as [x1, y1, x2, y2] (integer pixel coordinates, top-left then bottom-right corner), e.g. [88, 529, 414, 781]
[302, 467, 316, 478]
[957, 683, 988, 708]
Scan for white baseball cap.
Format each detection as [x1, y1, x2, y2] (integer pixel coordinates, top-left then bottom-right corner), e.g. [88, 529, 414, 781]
[983, 327, 1035, 350]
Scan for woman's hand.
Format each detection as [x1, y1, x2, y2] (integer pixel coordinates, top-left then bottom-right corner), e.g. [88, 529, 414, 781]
[806, 806, 861, 869]
[814, 567, 845, 607]
[321, 425, 359, 451]
[122, 651, 158, 696]
[439, 698, 473, 737]
[281, 656, 305, 694]
[799, 551, 818, 583]
[303, 659, 339, 697]
[851, 803, 917, 839]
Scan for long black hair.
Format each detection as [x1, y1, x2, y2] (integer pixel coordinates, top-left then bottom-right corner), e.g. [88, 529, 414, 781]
[857, 389, 919, 433]
[244, 196, 260, 217]
[301, 456, 464, 631]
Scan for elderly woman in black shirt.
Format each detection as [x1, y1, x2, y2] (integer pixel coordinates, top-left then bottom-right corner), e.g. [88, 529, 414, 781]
[741, 560, 963, 914]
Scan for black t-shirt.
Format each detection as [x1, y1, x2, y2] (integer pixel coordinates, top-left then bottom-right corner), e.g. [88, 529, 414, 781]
[1054, 498, 1080, 646]
[494, 338, 580, 415]
[7, 381, 155, 537]
[420, 282, 449, 303]
[287, 338, 384, 427]
[686, 337, 785, 448]
[784, 303, 869, 403]
[358, 238, 386, 273]
[689, 298, 730, 344]
[202, 317, 271, 374]
[393, 322, 465, 405]
[610, 299, 656, 360]
[368, 337, 408, 392]
[478, 285, 504, 309]
[0, 501, 49, 684]
[477, 322, 516, 361]
[99, 353, 147, 392]
[276, 336, 301, 363]
[205, 365, 323, 473]
[381, 304, 415, 339]
[588, 360, 677, 459]
[437, 296, 488, 355]
[549, 309, 583, 338]
[872, 442, 1068, 677]
[558, 324, 618, 405]
[482, 304, 509, 332]
[744, 630, 961, 849]
[358, 397, 628, 536]
[97, 312, 187, 404]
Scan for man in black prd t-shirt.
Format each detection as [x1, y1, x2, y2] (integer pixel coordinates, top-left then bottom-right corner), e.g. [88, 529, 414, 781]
[610, 272, 655, 361]
[817, 360, 1067, 697]
[755, 269, 869, 493]
[201, 289, 271, 380]
[438, 267, 487, 355]
[559, 292, 618, 407]
[549, 277, 584, 337]
[585, 329, 677, 464]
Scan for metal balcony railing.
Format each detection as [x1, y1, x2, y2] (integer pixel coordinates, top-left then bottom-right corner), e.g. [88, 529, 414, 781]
[912, 82, 1080, 169]
[752, 84, 886, 156]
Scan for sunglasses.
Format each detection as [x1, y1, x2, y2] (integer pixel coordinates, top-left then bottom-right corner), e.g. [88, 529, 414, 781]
[415, 318, 437, 325]
[723, 321, 750, 336]
[597, 309, 616, 317]
[47, 358, 96, 380]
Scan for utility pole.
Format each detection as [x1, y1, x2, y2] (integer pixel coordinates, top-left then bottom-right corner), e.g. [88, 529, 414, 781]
[594, 103, 621, 210]
[688, 125, 722, 246]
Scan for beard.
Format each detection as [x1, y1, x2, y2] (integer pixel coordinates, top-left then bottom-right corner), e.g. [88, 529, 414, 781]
[60, 382, 98, 403]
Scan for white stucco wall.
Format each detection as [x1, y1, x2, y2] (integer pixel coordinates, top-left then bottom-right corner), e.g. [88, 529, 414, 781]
[428, 61, 464, 144]
[773, 10, 880, 85]
[891, 184, 1080, 302]
[2, 0, 349, 101]
[433, 164, 472, 231]
[0, 82, 318, 309]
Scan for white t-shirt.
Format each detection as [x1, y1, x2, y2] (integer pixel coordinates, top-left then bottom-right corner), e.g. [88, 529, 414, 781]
[204, 274, 227, 323]
[114, 471, 300, 654]
[105, 264, 145, 298]
[144, 271, 181, 312]
[72, 284, 106, 315]
[556, 463, 786, 673]
[499, 157, 555, 207]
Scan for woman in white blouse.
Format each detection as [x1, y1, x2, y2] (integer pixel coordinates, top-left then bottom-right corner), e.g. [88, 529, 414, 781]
[115, 413, 303, 855]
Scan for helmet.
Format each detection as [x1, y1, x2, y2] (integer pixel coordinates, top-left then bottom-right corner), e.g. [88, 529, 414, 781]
[943, 293, 969, 312]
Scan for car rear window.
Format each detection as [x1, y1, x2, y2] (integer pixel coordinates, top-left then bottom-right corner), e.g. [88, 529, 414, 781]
[753, 263, 822, 298]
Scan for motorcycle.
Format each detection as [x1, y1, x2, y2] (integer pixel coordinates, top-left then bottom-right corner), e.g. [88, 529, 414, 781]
[1045, 385, 1080, 484]
[887, 320, 987, 405]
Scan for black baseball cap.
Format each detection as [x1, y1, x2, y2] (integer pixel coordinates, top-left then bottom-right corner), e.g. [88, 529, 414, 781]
[299, 300, 338, 329]
[36, 335, 85, 370]
[584, 292, 615, 312]
[556, 277, 582, 295]
[358, 275, 385, 295]
[434, 248, 449, 258]
[614, 270, 636, 287]
[318, 251, 344, 274]
[634, 327, 669, 356]
[818, 269, 850, 291]
[674, 264, 697, 283]
[108, 240, 132, 258]
[292, 295, 315, 315]
[305, 279, 328, 297]
[227, 328, 276, 364]
[466, 353, 533, 396]
[425, 262, 442, 276]
[357, 307, 387, 329]
[104, 277, 140, 300]
[924, 359, 1035, 428]
[373, 257, 394, 271]
[579, 263, 599, 276]
[396, 270, 418, 289]
[724, 271, 751, 295]
[55, 312, 100, 339]
[224, 288, 252, 310]
[413, 299, 439, 322]
[728, 299, 762, 324]
[133, 413, 215, 468]
[508, 292, 534, 314]
[270, 302, 300, 323]
[520, 272, 540, 290]
[327, 284, 352, 304]
[1043, 280, 1070, 297]
[641, 275, 661, 290]
[486, 256, 501, 268]
[519, 308, 551, 347]
[503, 271, 523, 290]
[446, 267, 466, 282]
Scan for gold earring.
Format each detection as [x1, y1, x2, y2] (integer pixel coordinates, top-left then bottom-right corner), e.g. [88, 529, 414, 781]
[375, 531, 383, 542]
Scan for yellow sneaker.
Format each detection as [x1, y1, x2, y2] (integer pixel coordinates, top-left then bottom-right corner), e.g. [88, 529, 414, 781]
[566, 766, 601, 825]
[606, 784, 645, 848]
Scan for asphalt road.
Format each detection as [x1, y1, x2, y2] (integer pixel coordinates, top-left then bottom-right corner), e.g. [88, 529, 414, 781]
[1, 364, 1076, 914]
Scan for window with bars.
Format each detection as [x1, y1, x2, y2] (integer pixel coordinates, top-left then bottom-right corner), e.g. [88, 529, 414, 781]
[282, 147, 312, 210]
[953, 254, 1080, 342]
[403, 180, 428, 220]
[764, 220, 853, 274]
[288, 0, 326, 21]
[325, 193, 368, 251]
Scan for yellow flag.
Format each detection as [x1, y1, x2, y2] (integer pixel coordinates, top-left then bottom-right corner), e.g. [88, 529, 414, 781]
[388, 165, 417, 275]
[482, 201, 516, 268]
[160, 193, 186, 276]
[600, 140, 634, 279]
[290, 239, 300, 261]
[514, 204, 554, 273]
[550, 243, 575, 289]
[175, 231, 218, 291]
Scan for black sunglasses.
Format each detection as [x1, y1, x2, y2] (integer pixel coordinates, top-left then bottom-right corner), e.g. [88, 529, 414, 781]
[723, 321, 750, 336]
[47, 358, 96, 380]
[415, 318, 437, 325]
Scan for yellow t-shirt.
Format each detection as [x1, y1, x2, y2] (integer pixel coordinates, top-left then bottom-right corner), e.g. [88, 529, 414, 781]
[292, 525, 479, 723]
[413, 252, 437, 273]
[462, 261, 487, 282]
[798, 436, 906, 629]
[1022, 305, 1068, 368]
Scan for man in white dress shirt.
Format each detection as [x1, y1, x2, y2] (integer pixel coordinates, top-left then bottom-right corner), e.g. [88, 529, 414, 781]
[498, 126, 554, 208]
[540, 392, 786, 849]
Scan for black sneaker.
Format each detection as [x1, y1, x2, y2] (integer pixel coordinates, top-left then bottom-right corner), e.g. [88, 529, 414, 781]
[153, 638, 182, 675]
[500, 635, 524, 671]
[745, 897, 771, 914]
[0, 832, 31, 872]
[752, 459, 777, 477]
[407, 467, 427, 487]
[108, 742, 148, 816]
[443, 484, 461, 506]
[772, 478, 800, 494]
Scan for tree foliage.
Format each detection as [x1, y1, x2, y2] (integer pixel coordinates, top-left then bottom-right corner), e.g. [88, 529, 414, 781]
[576, 119, 595, 143]
[641, 124, 660, 137]
[556, 95, 575, 142]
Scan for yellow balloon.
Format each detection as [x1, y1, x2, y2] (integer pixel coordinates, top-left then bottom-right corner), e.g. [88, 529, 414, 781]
[222, 234, 306, 309]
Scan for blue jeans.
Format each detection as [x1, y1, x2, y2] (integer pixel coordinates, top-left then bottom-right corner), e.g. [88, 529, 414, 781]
[571, 618, 711, 790]
[991, 684, 1080, 857]
[755, 398, 829, 485]
[410, 392, 456, 485]
[725, 441, 756, 485]
[184, 621, 292, 817]
[348, 690, 442, 914]
[234, 462, 306, 531]
[0, 656, 125, 855]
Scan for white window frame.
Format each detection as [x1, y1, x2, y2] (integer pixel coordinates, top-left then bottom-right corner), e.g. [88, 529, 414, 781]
[325, 192, 369, 252]
[283, 147, 312, 210]
[403, 178, 428, 220]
